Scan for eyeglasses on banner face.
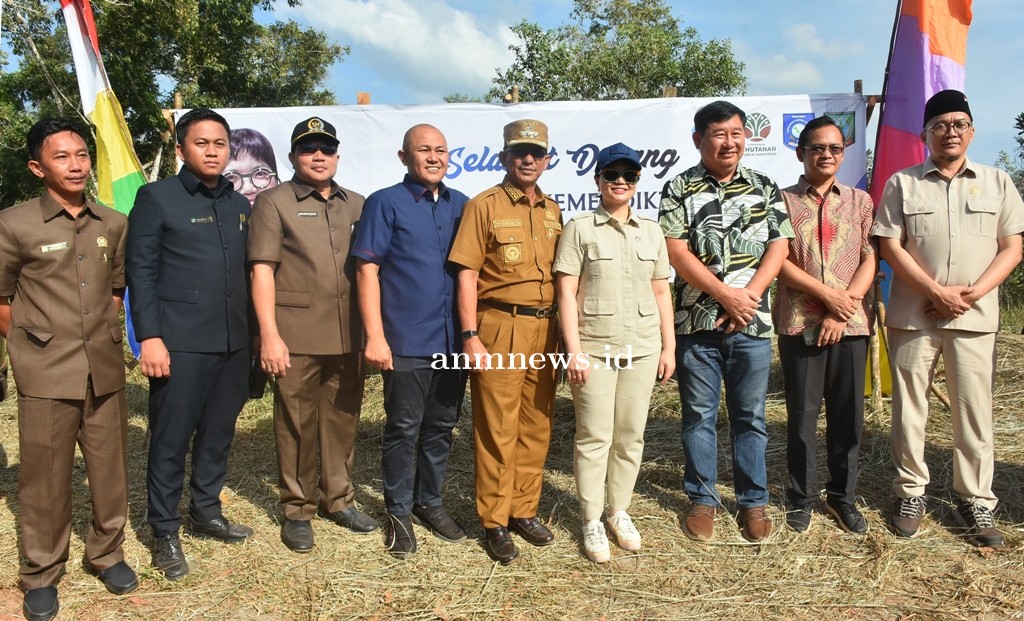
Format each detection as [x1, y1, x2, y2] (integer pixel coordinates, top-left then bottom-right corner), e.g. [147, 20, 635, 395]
[225, 167, 277, 190]
[294, 143, 339, 156]
[803, 144, 845, 156]
[926, 120, 973, 136]
[600, 169, 641, 184]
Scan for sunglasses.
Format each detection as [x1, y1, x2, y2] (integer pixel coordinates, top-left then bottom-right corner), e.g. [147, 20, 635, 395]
[506, 144, 549, 159]
[599, 169, 641, 184]
[294, 143, 338, 156]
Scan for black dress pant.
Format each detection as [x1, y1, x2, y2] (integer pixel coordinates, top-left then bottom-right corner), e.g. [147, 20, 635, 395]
[147, 348, 249, 537]
[779, 335, 867, 507]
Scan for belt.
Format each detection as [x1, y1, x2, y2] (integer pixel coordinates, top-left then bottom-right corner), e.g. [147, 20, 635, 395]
[482, 299, 557, 318]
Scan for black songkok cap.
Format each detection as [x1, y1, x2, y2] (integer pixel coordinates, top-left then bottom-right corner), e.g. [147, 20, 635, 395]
[923, 89, 972, 126]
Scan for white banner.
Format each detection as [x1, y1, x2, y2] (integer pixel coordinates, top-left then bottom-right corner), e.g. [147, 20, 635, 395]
[198, 94, 867, 218]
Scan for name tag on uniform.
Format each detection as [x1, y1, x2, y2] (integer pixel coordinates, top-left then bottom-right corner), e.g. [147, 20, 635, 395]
[40, 241, 69, 253]
[493, 218, 522, 228]
[191, 216, 214, 224]
[297, 211, 318, 217]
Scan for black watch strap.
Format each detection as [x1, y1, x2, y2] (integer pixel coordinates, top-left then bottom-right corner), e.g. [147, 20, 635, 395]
[461, 329, 479, 340]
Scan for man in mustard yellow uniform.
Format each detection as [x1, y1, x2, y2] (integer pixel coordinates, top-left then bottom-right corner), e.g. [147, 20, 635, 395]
[449, 120, 561, 564]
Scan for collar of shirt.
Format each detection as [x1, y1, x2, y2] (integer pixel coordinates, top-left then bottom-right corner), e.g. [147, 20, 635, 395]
[500, 176, 549, 207]
[923, 156, 979, 180]
[693, 161, 754, 187]
[402, 173, 450, 203]
[288, 176, 348, 202]
[39, 191, 100, 223]
[594, 202, 640, 228]
[178, 166, 233, 198]
[794, 175, 841, 200]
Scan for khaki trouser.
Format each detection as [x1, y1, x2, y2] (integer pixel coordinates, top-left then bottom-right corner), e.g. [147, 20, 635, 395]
[888, 328, 997, 508]
[472, 308, 558, 529]
[571, 353, 659, 522]
[18, 386, 129, 589]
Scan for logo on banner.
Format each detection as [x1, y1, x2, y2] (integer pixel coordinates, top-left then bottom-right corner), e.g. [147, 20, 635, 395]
[745, 113, 772, 142]
[744, 112, 777, 157]
[826, 112, 857, 146]
[783, 113, 815, 151]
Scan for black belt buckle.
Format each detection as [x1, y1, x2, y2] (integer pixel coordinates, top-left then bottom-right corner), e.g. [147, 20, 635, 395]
[535, 306, 555, 319]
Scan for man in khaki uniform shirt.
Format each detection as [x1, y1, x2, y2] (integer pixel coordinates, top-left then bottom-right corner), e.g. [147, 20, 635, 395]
[450, 119, 562, 564]
[249, 117, 373, 553]
[0, 118, 136, 621]
[872, 90, 1024, 547]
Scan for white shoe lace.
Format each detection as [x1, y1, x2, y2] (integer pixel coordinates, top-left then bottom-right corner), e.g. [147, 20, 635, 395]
[583, 520, 609, 553]
[608, 511, 641, 544]
[967, 503, 995, 529]
[897, 496, 925, 519]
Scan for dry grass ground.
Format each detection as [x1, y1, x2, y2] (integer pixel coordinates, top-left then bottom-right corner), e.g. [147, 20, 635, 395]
[1, 334, 1024, 620]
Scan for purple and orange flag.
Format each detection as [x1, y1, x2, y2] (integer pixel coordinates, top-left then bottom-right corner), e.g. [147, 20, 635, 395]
[870, 0, 973, 206]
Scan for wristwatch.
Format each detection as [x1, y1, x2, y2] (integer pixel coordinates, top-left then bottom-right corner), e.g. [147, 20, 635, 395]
[460, 329, 479, 340]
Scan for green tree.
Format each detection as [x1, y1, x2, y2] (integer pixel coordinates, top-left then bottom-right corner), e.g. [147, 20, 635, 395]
[0, 0, 348, 207]
[487, 0, 746, 102]
[996, 113, 1024, 309]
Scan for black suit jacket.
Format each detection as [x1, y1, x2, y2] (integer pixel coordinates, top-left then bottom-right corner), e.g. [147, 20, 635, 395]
[127, 168, 250, 353]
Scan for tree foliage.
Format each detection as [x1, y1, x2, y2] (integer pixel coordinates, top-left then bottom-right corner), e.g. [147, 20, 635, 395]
[996, 113, 1024, 308]
[0, 0, 348, 207]
[487, 0, 747, 103]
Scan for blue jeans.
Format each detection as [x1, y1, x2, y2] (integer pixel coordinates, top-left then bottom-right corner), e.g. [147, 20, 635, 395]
[677, 331, 770, 508]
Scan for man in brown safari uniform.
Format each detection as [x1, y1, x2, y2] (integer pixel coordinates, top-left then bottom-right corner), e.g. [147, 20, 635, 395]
[0, 118, 136, 621]
[249, 117, 373, 553]
[449, 119, 562, 564]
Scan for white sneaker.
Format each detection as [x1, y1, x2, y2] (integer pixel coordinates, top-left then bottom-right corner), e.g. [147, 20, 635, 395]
[582, 520, 610, 563]
[606, 511, 642, 551]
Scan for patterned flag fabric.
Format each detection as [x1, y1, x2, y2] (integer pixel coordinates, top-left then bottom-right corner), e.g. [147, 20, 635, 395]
[61, 0, 145, 355]
[870, 0, 973, 206]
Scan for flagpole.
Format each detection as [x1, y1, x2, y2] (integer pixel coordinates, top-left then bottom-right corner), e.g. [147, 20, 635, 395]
[869, 0, 904, 196]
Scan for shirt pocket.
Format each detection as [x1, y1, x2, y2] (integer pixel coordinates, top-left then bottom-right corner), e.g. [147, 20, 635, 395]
[966, 198, 999, 237]
[580, 297, 615, 340]
[902, 201, 936, 237]
[495, 227, 526, 269]
[635, 246, 658, 281]
[585, 243, 617, 277]
[276, 290, 312, 308]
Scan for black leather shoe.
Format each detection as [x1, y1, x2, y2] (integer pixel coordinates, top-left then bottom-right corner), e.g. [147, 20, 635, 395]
[412, 504, 468, 543]
[281, 519, 314, 553]
[485, 526, 519, 565]
[86, 560, 138, 595]
[23, 586, 58, 621]
[385, 514, 418, 559]
[508, 517, 555, 546]
[186, 516, 253, 543]
[320, 507, 379, 534]
[152, 533, 190, 580]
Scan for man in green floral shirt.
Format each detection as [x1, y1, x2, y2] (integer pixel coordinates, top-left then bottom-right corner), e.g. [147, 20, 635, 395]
[659, 100, 793, 543]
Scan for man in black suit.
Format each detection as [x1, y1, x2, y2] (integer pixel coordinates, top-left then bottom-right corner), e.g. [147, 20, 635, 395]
[127, 108, 253, 580]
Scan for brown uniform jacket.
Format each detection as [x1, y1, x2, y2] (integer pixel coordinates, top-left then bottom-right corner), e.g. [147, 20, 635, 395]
[0, 193, 127, 399]
[247, 177, 364, 355]
[449, 179, 562, 306]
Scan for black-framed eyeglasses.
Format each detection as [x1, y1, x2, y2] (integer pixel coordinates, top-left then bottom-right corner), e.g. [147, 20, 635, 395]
[506, 144, 548, 159]
[294, 142, 338, 156]
[803, 144, 845, 156]
[926, 120, 973, 136]
[225, 167, 277, 191]
[600, 169, 641, 184]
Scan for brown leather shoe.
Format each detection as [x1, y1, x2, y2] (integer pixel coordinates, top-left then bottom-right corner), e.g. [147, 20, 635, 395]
[508, 517, 555, 546]
[739, 506, 773, 542]
[683, 504, 716, 541]
[484, 526, 519, 564]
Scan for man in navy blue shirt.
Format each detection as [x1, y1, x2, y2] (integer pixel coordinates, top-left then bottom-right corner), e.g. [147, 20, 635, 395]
[352, 124, 468, 558]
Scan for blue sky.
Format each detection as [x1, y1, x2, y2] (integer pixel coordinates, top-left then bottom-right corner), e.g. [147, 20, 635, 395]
[273, 0, 1024, 167]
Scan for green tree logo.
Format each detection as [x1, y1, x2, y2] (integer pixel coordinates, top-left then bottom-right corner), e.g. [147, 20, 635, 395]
[744, 113, 772, 143]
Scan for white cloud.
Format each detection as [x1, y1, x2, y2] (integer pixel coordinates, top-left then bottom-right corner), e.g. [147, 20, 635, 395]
[281, 0, 516, 102]
[731, 41, 824, 94]
[783, 23, 861, 60]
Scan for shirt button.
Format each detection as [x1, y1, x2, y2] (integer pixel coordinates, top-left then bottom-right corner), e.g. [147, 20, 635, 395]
[331, 227, 336, 232]
[334, 248, 340, 254]
[83, 310, 90, 316]
[227, 292, 232, 297]
[223, 245, 228, 250]
[78, 255, 86, 261]
[84, 336, 91, 342]
[80, 282, 88, 288]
